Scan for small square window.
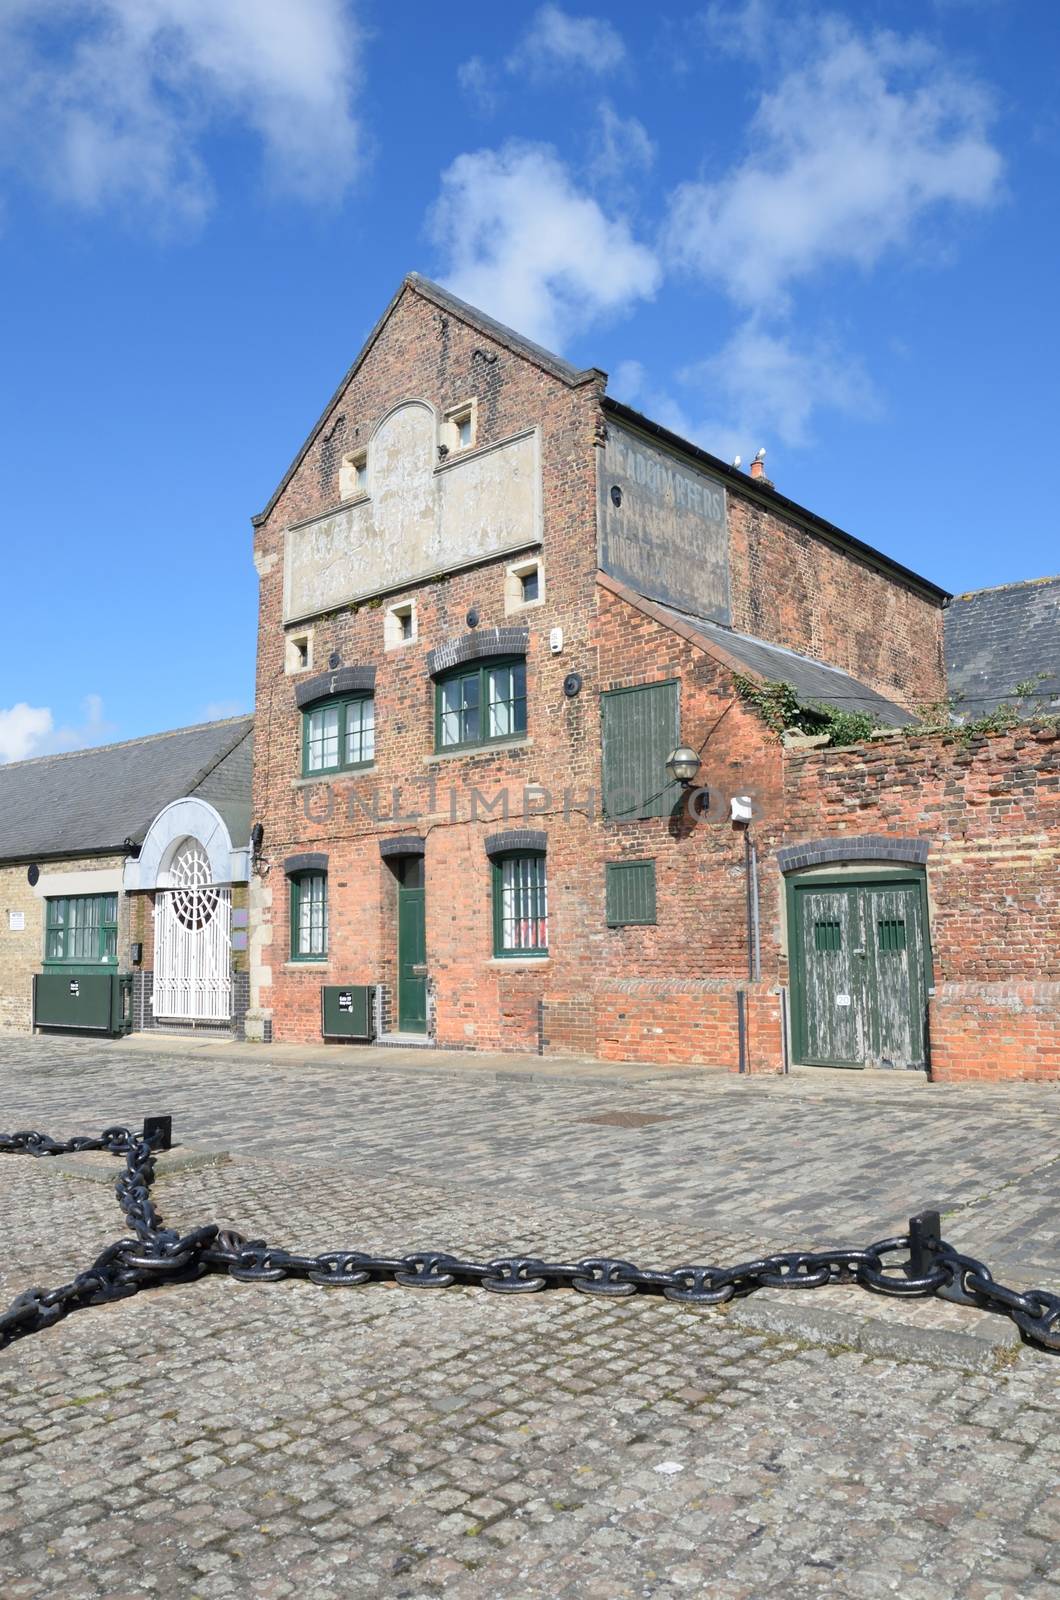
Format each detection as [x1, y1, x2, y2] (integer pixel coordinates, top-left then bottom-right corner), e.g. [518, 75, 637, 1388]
[444, 399, 477, 454]
[385, 601, 416, 650]
[285, 631, 313, 674]
[340, 449, 368, 501]
[505, 558, 544, 614]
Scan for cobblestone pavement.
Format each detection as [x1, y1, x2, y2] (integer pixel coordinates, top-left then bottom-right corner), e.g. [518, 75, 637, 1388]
[1, 1037, 1058, 1599]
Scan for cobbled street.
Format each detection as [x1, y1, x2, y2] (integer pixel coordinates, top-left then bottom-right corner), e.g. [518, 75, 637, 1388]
[1, 1036, 1057, 1600]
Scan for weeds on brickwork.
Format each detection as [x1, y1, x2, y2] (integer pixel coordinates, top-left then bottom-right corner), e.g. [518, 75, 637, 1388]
[735, 671, 1059, 748]
[914, 675, 1058, 742]
[732, 675, 881, 747]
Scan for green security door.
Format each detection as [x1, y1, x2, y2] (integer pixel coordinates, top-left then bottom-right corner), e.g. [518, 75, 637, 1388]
[396, 856, 427, 1034]
[790, 877, 928, 1069]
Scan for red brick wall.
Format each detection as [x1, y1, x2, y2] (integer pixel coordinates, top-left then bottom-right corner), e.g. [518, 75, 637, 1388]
[772, 723, 1060, 1080]
[593, 979, 782, 1072]
[726, 494, 945, 710]
[928, 983, 1060, 1083]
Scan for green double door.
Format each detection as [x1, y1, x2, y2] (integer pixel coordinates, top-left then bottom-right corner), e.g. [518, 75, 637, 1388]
[396, 856, 427, 1034]
[790, 878, 928, 1069]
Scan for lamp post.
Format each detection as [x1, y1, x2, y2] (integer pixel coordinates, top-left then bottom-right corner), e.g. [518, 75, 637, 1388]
[665, 746, 702, 788]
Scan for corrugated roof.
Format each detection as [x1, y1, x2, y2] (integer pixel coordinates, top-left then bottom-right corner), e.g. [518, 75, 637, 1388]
[654, 602, 917, 726]
[0, 716, 254, 862]
[945, 575, 1060, 717]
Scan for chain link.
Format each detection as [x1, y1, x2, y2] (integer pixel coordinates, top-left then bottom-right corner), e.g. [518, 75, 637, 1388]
[1, 1119, 1057, 1354]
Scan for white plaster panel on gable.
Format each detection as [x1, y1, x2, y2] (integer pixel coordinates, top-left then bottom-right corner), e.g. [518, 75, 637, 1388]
[283, 414, 541, 622]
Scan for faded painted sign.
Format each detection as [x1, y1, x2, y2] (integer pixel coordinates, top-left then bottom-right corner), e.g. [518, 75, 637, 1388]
[599, 420, 730, 623]
[284, 403, 541, 622]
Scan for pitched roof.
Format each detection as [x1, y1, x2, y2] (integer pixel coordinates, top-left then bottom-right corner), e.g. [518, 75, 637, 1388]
[602, 399, 948, 604]
[945, 575, 1060, 718]
[600, 573, 916, 727]
[0, 716, 254, 863]
[252, 272, 603, 528]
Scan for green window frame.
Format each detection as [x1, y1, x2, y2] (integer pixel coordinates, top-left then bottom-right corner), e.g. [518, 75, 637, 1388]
[491, 851, 548, 957]
[435, 658, 527, 751]
[605, 860, 657, 927]
[290, 872, 328, 961]
[301, 694, 375, 776]
[44, 895, 118, 966]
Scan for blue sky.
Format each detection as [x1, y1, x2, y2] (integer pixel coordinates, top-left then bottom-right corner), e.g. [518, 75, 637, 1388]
[1, 0, 1057, 761]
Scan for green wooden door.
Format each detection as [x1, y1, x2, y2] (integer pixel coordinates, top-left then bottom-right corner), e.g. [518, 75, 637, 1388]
[396, 856, 427, 1034]
[791, 879, 927, 1069]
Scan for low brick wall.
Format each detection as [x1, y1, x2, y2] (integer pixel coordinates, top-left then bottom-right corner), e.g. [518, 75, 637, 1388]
[929, 983, 1060, 1082]
[543, 979, 783, 1073]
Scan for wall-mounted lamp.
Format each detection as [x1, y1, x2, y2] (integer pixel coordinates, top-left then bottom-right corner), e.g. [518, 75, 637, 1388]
[666, 746, 702, 787]
[251, 822, 264, 855]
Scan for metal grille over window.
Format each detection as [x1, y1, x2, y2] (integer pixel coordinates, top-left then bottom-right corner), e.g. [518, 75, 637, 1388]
[498, 855, 548, 954]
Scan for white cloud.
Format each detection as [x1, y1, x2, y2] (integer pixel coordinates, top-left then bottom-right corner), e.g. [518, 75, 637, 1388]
[0, 704, 53, 764]
[428, 142, 660, 351]
[0, 0, 363, 225]
[588, 102, 656, 189]
[0, 694, 115, 764]
[679, 319, 880, 454]
[666, 15, 1003, 309]
[507, 5, 626, 81]
[457, 55, 500, 117]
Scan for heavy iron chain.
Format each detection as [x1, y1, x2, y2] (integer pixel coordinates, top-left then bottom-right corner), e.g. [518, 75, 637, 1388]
[2, 1118, 1058, 1354]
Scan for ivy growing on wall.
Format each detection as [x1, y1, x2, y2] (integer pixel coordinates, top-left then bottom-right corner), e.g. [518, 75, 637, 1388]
[735, 671, 1058, 750]
[732, 674, 881, 747]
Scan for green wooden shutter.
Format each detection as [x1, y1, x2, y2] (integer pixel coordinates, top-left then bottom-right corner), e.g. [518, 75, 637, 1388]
[605, 860, 657, 925]
[601, 681, 680, 819]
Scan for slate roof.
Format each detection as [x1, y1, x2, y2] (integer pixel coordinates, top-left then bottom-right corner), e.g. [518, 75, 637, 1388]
[945, 576, 1060, 718]
[0, 716, 254, 862]
[654, 601, 917, 727]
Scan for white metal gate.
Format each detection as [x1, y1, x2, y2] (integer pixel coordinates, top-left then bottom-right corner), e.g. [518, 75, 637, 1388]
[154, 841, 232, 1022]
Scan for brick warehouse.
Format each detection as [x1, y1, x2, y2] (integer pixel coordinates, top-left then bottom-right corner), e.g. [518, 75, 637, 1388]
[245, 273, 1059, 1081]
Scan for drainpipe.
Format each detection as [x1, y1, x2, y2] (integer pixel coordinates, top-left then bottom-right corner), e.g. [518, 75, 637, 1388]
[744, 831, 761, 983]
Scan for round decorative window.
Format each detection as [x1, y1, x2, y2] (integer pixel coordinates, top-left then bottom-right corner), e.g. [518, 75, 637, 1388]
[169, 841, 219, 930]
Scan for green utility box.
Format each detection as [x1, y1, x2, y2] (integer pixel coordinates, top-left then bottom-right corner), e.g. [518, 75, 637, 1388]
[321, 984, 374, 1041]
[33, 972, 132, 1036]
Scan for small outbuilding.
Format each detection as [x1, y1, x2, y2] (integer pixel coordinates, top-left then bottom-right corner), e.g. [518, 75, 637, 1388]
[0, 716, 253, 1037]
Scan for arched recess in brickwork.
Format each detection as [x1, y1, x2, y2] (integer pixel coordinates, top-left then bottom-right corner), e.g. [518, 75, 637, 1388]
[127, 798, 243, 891]
[775, 836, 930, 873]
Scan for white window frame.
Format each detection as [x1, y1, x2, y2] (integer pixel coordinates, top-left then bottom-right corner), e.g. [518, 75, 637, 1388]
[442, 398, 477, 455]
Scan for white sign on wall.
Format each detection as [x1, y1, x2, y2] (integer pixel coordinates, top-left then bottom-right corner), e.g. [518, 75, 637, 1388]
[283, 404, 542, 623]
[8, 911, 25, 931]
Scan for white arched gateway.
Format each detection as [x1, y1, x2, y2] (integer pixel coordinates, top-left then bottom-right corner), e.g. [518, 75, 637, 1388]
[154, 837, 231, 1021]
[125, 798, 250, 1027]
